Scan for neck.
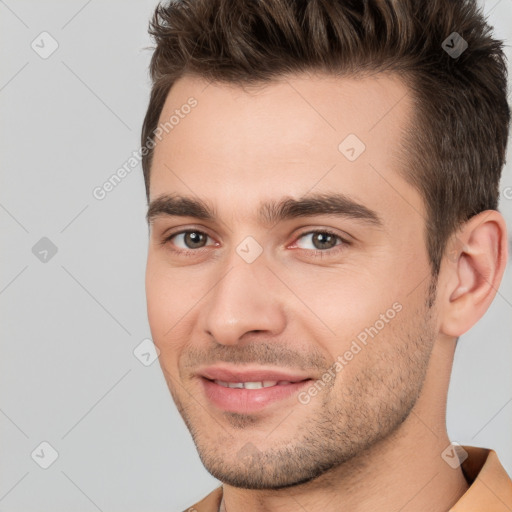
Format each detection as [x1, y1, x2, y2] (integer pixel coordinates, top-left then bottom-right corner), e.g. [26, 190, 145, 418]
[220, 339, 470, 512]
[220, 425, 469, 512]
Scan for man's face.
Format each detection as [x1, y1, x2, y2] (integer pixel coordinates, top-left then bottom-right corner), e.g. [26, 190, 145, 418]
[145, 72, 438, 489]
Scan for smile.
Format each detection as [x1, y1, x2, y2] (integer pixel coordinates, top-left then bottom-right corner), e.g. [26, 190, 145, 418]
[213, 380, 294, 389]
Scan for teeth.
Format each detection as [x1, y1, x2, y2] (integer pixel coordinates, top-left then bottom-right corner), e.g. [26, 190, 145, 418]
[227, 382, 244, 388]
[244, 382, 263, 389]
[214, 380, 279, 389]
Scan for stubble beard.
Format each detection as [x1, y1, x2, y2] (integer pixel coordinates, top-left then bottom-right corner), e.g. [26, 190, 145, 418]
[167, 290, 437, 490]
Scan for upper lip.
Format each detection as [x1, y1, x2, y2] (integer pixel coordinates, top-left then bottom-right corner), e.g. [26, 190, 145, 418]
[198, 365, 313, 383]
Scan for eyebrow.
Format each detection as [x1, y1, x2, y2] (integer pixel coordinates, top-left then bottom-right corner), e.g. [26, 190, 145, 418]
[146, 192, 383, 228]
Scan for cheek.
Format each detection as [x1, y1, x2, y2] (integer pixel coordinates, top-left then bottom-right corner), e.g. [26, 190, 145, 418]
[145, 257, 191, 350]
[292, 271, 412, 373]
[293, 270, 392, 335]
[325, 301, 420, 399]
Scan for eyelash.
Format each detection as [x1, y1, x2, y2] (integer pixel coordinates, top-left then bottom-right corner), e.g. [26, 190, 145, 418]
[161, 229, 350, 259]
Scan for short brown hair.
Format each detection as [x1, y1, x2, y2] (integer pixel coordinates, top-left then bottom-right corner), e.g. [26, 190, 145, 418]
[141, 0, 510, 277]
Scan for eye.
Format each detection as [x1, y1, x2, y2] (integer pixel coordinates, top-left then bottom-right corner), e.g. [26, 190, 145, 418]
[294, 230, 349, 253]
[160, 228, 350, 259]
[163, 230, 215, 251]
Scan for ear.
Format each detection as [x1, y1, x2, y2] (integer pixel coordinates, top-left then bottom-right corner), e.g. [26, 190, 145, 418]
[439, 210, 508, 337]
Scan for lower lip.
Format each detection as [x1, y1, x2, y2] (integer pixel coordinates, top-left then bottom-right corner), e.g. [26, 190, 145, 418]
[201, 378, 311, 414]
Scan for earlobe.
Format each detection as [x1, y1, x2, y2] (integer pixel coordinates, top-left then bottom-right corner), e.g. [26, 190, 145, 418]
[440, 210, 508, 338]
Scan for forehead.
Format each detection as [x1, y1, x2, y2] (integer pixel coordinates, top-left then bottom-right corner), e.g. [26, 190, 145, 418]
[149, 71, 424, 226]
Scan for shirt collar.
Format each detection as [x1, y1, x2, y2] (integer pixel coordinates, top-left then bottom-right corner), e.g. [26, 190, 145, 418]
[450, 446, 512, 511]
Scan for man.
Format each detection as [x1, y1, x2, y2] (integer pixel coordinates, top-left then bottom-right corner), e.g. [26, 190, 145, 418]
[141, 0, 512, 510]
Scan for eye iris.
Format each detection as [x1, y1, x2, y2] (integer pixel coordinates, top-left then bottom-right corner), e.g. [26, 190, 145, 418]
[313, 232, 337, 250]
[185, 231, 206, 249]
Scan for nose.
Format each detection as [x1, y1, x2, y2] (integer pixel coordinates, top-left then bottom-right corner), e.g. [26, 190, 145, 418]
[201, 257, 287, 346]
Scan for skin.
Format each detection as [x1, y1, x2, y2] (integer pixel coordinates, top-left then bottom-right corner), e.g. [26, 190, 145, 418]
[145, 71, 508, 512]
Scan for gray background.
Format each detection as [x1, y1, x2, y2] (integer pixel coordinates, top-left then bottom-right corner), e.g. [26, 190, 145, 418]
[1, 1, 511, 511]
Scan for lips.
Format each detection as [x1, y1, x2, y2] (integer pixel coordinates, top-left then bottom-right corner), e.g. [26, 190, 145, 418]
[199, 366, 312, 383]
[197, 365, 313, 413]
[213, 380, 293, 389]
